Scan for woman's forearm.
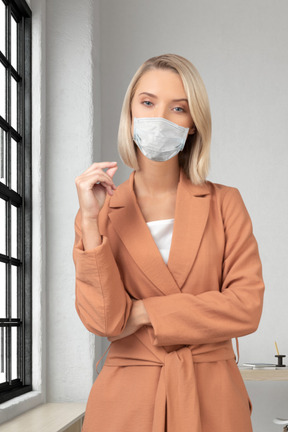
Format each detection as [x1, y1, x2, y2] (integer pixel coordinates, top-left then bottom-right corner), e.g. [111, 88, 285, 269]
[135, 300, 151, 326]
[81, 217, 102, 250]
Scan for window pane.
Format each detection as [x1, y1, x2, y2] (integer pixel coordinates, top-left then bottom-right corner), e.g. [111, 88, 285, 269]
[11, 326, 18, 380]
[0, 327, 6, 383]
[11, 204, 17, 258]
[0, 198, 6, 255]
[0, 1, 5, 55]
[0, 261, 6, 317]
[0, 263, 6, 384]
[0, 62, 6, 120]
[11, 77, 18, 130]
[11, 138, 17, 192]
[11, 265, 18, 318]
[0, 128, 6, 184]
[11, 16, 18, 70]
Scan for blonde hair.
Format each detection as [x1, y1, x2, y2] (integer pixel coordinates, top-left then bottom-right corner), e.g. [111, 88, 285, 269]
[118, 54, 211, 184]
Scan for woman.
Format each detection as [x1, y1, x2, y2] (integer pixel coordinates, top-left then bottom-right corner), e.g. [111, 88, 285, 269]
[73, 54, 264, 432]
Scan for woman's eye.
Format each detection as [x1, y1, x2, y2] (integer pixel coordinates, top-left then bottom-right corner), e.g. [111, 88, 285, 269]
[143, 101, 153, 107]
[173, 106, 184, 112]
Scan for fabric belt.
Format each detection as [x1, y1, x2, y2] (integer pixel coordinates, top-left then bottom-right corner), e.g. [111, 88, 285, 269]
[97, 326, 236, 432]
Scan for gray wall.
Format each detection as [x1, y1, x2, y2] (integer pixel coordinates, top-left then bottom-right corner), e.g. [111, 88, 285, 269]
[100, 0, 288, 355]
[99, 1, 288, 430]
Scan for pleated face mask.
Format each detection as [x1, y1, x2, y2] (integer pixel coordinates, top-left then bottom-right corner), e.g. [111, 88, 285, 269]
[133, 117, 190, 162]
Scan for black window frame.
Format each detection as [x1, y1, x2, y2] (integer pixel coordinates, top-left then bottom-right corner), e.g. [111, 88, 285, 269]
[0, 0, 32, 404]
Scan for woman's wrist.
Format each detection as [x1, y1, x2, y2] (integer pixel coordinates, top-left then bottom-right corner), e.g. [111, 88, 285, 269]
[134, 300, 151, 326]
[81, 217, 102, 250]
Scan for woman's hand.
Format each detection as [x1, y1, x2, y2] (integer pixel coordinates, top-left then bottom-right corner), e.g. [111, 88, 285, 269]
[75, 162, 118, 249]
[75, 161, 118, 221]
[108, 300, 151, 342]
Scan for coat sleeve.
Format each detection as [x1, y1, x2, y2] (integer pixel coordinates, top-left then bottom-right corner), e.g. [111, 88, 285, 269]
[73, 210, 133, 337]
[142, 188, 265, 346]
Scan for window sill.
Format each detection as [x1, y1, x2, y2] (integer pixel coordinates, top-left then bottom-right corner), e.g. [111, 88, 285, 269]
[0, 391, 43, 425]
[0, 402, 86, 432]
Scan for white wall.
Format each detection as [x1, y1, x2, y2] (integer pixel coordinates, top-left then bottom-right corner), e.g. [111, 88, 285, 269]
[98, 0, 288, 430]
[45, 0, 104, 402]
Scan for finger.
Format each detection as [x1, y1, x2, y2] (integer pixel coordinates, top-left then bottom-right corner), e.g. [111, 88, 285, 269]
[88, 168, 116, 186]
[77, 164, 118, 192]
[94, 176, 116, 193]
[77, 170, 116, 189]
[84, 161, 118, 175]
[88, 169, 117, 190]
[96, 165, 118, 190]
[106, 166, 118, 186]
[95, 181, 114, 196]
[106, 166, 118, 178]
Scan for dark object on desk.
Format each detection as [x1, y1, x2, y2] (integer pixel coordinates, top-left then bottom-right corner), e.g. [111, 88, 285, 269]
[275, 354, 286, 367]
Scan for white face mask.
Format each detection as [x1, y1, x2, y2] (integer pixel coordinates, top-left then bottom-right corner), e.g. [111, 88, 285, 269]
[133, 117, 190, 162]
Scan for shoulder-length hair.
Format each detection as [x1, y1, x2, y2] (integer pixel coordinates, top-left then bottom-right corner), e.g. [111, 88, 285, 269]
[118, 54, 212, 184]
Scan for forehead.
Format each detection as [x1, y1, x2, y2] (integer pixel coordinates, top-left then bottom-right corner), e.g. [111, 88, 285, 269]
[135, 68, 187, 98]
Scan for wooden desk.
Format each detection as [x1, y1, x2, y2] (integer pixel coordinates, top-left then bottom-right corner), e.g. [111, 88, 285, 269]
[240, 368, 288, 381]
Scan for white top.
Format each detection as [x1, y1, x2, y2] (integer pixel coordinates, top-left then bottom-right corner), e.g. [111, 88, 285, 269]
[146, 218, 174, 265]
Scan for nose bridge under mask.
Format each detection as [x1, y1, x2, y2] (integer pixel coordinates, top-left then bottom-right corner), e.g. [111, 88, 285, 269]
[133, 117, 189, 162]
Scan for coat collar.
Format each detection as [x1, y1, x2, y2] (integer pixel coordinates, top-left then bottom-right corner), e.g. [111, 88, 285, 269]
[107, 170, 211, 295]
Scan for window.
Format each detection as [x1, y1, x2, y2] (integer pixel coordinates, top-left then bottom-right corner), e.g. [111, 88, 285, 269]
[0, 0, 32, 403]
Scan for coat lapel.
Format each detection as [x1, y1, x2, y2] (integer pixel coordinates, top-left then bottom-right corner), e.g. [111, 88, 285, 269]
[168, 170, 211, 289]
[108, 172, 180, 296]
[108, 170, 211, 295]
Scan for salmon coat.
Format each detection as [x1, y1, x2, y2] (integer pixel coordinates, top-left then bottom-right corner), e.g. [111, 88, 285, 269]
[73, 170, 265, 432]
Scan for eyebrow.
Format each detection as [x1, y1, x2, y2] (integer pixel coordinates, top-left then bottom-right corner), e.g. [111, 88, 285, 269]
[138, 92, 188, 103]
